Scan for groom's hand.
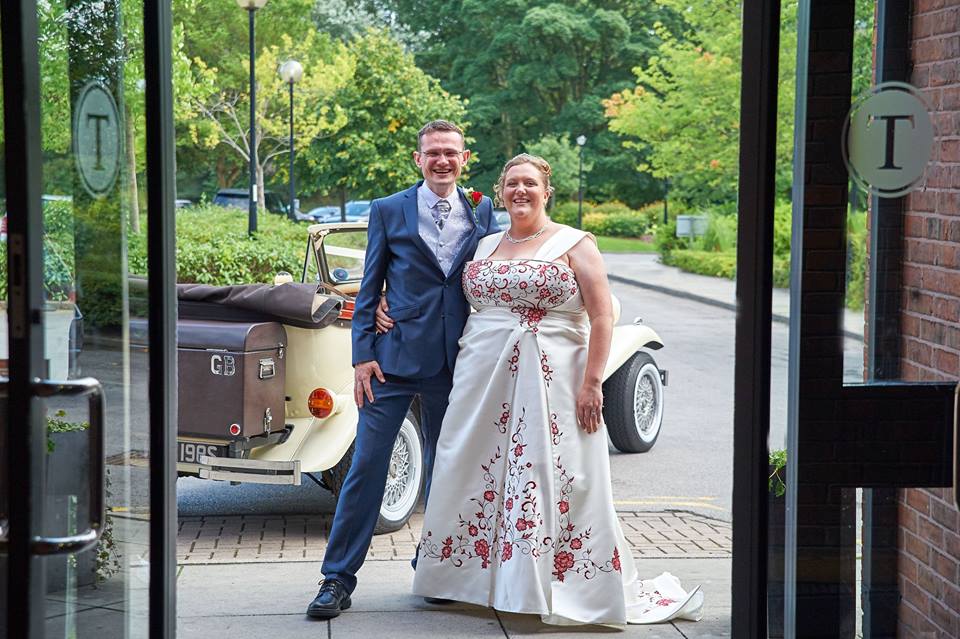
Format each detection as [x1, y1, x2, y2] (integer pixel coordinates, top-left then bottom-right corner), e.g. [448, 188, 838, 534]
[375, 296, 394, 334]
[354, 360, 386, 407]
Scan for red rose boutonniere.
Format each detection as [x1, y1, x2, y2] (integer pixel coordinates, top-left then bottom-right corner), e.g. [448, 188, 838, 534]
[463, 187, 483, 224]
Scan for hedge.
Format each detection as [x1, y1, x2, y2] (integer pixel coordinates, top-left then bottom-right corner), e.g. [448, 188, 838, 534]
[128, 205, 309, 284]
[549, 200, 658, 237]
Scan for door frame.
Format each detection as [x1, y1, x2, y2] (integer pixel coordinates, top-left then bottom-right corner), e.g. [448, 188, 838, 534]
[1, 1, 178, 637]
[734, 1, 957, 637]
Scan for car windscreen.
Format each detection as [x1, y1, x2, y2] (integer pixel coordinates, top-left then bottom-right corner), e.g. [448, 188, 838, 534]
[322, 230, 367, 284]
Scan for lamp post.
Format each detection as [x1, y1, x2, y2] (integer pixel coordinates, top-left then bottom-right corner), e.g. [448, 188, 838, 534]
[237, 0, 269, 236]
[576, 134, 586, 229]
[279, 59, 303, 221]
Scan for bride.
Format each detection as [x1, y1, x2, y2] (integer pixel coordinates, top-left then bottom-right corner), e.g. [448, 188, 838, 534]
[410, 153, 703, 625]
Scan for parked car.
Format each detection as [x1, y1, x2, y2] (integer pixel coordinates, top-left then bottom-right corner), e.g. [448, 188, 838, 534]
[301, 205, 340, 222]
[174, 221, 667, 533]
[302, 204, 369, 224]
[212, 188, 289, 217]
[493, 208, 510, 229]
[344, 200, 371, 219]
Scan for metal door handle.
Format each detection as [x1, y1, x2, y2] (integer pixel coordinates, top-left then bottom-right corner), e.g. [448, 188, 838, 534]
[0, 377, 105, 555]
[954, 383, 959, 511]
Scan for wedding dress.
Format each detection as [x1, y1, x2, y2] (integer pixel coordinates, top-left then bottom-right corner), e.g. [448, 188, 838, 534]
[411, 226, 703, 625]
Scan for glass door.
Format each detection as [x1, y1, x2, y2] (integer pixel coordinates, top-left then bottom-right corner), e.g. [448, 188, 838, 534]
[1, 1, 176, 637]
[772, 0, 959, 636]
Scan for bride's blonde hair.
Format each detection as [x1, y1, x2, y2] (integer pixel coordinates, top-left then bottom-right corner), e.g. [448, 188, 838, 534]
[493, 153, 555, 208]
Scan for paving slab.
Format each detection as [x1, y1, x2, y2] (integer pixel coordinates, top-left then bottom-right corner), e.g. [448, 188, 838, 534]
[332, 609, 505, 638]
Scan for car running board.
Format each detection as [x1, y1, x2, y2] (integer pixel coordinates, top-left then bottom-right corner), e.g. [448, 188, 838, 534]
[198, 455, 302, 485]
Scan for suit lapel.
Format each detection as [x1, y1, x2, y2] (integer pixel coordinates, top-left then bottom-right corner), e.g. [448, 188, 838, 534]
[403, 183, 444, 273]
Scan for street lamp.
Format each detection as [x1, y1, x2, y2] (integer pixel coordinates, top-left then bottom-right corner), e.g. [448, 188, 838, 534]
[237, 0, 269, 235]
[279, 59, 303, 221]
[576, 134, 586, 229]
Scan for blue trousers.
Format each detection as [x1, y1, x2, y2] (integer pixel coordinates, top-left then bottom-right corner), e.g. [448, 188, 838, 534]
[321, 368, 452, 593]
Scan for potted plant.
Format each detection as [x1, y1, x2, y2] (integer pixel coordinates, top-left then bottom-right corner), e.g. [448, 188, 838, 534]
[46, 411, 120, 592]
[768, 449, 787, 638]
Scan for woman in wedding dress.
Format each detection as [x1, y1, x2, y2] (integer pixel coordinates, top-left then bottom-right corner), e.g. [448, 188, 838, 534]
[411, 154, 703, 625]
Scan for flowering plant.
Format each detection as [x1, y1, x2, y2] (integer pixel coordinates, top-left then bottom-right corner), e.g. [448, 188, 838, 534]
[463, 187, 483, 223]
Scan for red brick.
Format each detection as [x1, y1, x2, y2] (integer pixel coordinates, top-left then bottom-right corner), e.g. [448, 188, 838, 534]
[918, 514, 946, 547]
[931, 7, 960, 34]
[902, 574, 932, 614]
[931, 550, 958, 582]
[902, 313, 922, 337]
[907, 489, 933, 516]
[917, 0, 946, 13]
[943, 139, 960, 162]
[931, 348, 959, 375]
[942, 86, 960, 110]
[900, 549, 920, 581]
[929, 599, 957, 636]
[905, 530, 933, 563]
[913, 190, 940, 213]
[930, 499, 959, 530]
[903, 213, 925, 237]
[932, 297, 960, 322]
[945, 529, 960, 559]
[917, 562, 944, 598]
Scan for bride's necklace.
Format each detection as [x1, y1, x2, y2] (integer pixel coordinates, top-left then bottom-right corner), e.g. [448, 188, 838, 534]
[505, 224, 548, 244]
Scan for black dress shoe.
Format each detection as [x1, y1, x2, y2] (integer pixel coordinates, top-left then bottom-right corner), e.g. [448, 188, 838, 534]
[306, 579, 352, 619]
[423, 597, 454, 605]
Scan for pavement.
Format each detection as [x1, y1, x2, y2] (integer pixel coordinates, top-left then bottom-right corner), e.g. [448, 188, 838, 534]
[603, 253, 865, 339]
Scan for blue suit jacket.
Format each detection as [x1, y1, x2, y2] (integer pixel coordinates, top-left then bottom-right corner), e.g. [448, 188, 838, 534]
[351, 182, 500, 378]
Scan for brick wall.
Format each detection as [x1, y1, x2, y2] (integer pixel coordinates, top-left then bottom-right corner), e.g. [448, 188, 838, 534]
[898, 0, 960, 636]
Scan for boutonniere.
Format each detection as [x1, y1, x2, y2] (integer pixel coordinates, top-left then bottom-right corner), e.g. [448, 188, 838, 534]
[463, 187, 483, 223]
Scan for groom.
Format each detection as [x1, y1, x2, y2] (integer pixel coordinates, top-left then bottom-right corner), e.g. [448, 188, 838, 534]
[307, 120, 499, 618]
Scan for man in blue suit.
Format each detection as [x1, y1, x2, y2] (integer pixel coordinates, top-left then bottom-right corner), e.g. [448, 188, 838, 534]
[307, 120, 499, 618]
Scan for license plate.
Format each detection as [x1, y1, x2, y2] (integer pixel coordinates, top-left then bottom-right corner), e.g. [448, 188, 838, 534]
[177, 440, 229, 464]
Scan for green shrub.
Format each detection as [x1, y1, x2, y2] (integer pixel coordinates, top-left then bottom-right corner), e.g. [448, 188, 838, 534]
[128, 205, 308, 284]
[846, 210, 867, 310]
[654, 219, 689, 255]
[773, 200, 792, 258]
[549, 200, 582, 226]
[0, 200, 77, 302]
[582, 212, 649, 238]
[662, 249, 737, 279]
[695, 212, 738, 253]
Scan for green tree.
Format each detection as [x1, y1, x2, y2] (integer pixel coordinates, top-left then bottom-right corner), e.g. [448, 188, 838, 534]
[298, 29, 468, 213]
[358, 0, 677, 205]
[605, 0, 798, 208]
[173, 0, 353, 211]
[523, 134, 590, 203]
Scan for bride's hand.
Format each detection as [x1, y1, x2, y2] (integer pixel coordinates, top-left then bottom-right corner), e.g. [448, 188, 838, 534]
[576, 381, 603, 433]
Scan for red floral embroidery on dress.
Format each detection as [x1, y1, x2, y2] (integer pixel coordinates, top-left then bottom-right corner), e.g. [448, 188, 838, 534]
[419, 409, 543, 568]
[462, 259, 580, 332]
[507, 341, 520, 377]
[550, 412, 561, 446]
[549, 456, 619, 582]
[540, 350, 554, 385]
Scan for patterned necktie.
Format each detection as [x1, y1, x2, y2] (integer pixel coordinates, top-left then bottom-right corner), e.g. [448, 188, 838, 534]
[433, 199, 451, 230]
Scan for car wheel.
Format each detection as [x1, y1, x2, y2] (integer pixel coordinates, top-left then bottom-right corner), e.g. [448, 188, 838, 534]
[602, 351, 664, 453]
[374, 411, 424, 534]
[323, 409, 425, 535]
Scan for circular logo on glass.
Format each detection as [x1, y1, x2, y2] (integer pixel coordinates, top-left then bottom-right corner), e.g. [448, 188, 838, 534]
[842, 81, 935, 198]
[73, 81, 121, 198]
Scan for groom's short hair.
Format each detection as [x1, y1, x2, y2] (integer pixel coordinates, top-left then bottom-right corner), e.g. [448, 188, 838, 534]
[417, 120, 464, 151]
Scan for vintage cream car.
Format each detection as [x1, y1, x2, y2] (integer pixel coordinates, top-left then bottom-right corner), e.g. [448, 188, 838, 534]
[176, 222, 667, 534]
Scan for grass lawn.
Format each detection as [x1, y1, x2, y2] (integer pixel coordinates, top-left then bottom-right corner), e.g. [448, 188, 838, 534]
[596, 236, 658, 253]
